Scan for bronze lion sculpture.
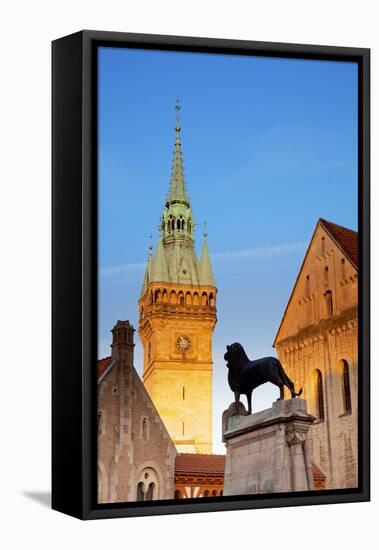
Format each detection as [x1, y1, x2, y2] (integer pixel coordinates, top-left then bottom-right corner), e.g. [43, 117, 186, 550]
[224, 342, 302, 414]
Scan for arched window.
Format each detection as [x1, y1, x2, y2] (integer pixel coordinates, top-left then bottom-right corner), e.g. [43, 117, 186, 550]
[340, 360, 352, 414]
[203, 490, 210, 497]
[185, 292, 192, 305]
[177, 219, 181, 230]
[170, 290, 177, 304]
[146, 482, 155, 501]
[174, 490, 182, 499]
[193, 292, 199, 305]
[212, 490, 218, 496]
[181, 219, 185, 230]
[178, 292, 184, 305]
[171, 218, 175, 231]
[201, 292, 208, 306]
[155, 289, 161, 303]
[314, 369, 325, 421]
[137, 482, 144, 501]
[136, 467, 159, 501]
[209, 292, 215, 306]
[324, 290, 333, 317]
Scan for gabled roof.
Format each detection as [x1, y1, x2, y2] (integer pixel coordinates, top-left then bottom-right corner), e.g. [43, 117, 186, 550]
[175, 453, 225, 474]
[273, 218, 358, 346]
[320, 218, 358, 268]
[97, 356, 112, 379]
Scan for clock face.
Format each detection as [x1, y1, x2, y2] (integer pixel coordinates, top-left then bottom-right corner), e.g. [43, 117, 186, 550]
[176, 335, 192, 352]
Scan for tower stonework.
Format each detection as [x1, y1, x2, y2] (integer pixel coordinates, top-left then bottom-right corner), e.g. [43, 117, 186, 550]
[138, 104, 217, 454]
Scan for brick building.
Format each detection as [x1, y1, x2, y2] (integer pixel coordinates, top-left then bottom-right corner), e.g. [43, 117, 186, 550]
[97, 321, 177, 503]
[274, 218, 358, 489]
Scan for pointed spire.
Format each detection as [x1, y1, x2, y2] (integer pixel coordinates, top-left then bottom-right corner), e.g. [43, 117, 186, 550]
[166, 100, 190, 207]
[199, 225, 216, 287]
[140, 235, 154, 298]
[151, 236, 169, 282]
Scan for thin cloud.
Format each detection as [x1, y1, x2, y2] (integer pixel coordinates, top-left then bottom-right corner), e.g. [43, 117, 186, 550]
[100, 241, 306, 278]
[212, 242, 306, 262]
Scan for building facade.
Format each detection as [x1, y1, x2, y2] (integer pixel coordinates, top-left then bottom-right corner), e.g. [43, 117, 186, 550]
[138, 104, 217, 454]
[274, 219, 358, 489]
[97, 321, 177, 503]
[174, 454, 225, 499]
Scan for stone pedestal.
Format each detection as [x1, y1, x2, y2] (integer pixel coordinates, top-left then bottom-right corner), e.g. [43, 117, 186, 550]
[223, 399, 316, 496]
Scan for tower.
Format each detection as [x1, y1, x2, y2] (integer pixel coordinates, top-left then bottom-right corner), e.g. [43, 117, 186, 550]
[138, 102, 217, 454]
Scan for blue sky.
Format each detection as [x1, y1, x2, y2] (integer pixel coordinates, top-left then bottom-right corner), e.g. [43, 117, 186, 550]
[98, 47, 358, 453]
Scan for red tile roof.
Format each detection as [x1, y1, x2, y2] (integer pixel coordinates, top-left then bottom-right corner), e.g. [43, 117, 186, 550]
[175, 453, 226, 474]
[320, 218, 358, 268]
[97, 356, 112, 379]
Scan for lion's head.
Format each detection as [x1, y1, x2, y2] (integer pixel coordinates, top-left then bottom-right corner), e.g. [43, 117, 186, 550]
[224, 342, 249, 368]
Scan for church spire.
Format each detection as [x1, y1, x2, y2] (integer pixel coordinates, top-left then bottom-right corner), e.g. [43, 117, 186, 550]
[166, 100, 190, 207]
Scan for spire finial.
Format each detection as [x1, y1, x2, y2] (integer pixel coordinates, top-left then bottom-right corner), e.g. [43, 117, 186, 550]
[203, 221, 207, 240]
[175, 99, 181, 143]
[148, 234, 153, 258]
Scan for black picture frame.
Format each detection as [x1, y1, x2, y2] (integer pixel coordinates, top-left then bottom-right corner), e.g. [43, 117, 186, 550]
[52, 30, 370, 520]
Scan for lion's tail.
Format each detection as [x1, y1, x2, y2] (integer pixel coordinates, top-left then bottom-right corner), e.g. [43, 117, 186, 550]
[278, 361, 303, 397]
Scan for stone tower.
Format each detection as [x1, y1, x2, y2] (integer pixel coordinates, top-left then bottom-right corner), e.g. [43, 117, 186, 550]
[138, 102, 217, 454]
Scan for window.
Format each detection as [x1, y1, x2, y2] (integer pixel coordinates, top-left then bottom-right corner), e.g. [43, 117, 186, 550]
[137, 482, 144, 501]
[136, 467, 159, 501]
[324, 265, 329, 285]
[314, 369, 325, 421]
[182, 422, 185, 435]
[324, 290, 333, 317]
[182, 386, 185, 400]
[174, 490, 182, 499]
[142, 417, 149, 439]
[146, 483, 155, 501]
[341, 360, 352, 414]
[212, 490, 218, 496]
[203, 490, 210, 497]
